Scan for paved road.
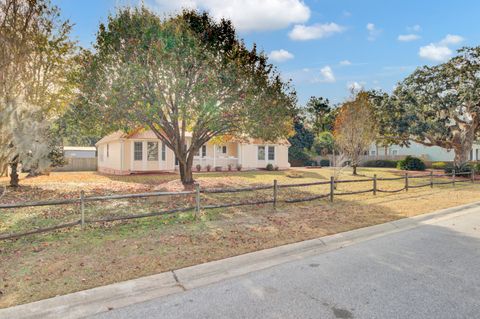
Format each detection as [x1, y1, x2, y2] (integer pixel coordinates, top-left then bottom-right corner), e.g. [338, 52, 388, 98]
[91, 211, 480, 319]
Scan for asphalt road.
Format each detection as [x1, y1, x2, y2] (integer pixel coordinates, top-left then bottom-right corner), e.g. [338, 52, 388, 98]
[90, 211, 480, 319]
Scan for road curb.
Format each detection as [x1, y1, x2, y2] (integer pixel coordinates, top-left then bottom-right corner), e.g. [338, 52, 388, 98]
[1, 201, 479, 319]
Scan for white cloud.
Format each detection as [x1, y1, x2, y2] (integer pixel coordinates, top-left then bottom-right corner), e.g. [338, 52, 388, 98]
[418, 34, 464, 62]
[151, 0, 310, 32]
[319, 66, 335, 83]
[269, 49, 294, 62]
[419, 44, 452, 61]
[347, 81, 363, 91]
[289, 23, 345, 41]
[339, 60, 352, 66]
[439, 34, 464, 45]
[366, 23, 381, 41]
[407, 24, 421, 33]
[398, 34, 421, 42]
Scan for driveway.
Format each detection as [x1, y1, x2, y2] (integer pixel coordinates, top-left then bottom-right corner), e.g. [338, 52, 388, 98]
[90, 208, 480, 319]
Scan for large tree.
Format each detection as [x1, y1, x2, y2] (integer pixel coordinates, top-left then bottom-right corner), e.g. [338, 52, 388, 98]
[80, 8, 295, 187]
[0, 0, 76, 185]
[305, 96, 334, 135]
[334, 92, 377, 175]
[376, 47, 480, 166]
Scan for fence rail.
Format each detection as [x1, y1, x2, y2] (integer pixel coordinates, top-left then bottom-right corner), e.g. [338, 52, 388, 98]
[0, 169, 476, 240]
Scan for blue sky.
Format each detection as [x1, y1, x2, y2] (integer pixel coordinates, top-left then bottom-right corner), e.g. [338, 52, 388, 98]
[52, 0, 480, 105]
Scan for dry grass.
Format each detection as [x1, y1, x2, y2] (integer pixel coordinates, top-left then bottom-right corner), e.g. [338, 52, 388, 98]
[1, 168, 480, 308]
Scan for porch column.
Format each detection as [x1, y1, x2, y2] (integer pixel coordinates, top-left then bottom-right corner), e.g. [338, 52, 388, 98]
[213, 145, 216, 167]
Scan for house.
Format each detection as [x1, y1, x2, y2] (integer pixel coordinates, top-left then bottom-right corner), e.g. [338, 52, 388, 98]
[95, 130, 291, 175]
[366, 141, 480, 162]
[53, 146, 98, 172]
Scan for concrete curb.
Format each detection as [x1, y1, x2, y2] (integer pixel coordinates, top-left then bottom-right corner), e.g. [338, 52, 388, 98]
[1, 201, 479, 319]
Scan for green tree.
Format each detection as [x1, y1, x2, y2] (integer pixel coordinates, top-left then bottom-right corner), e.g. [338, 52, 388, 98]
[376, 47, 480, 166]
[0, 0, 76, 186]
[305, 96, 334, 135]
[288, 115, 314, 166]
[80, 8, 295, 187]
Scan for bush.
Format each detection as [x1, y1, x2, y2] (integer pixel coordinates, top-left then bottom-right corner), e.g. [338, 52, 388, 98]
[227, 164, 232, 171]
[362, 160, 397, 168]
[431, 162, 447, 170]
[195, 164, 202, 172]
[319, 159, 330, 167]
[396, 156, 426, 171]
[236, 164, 242, 171]
[444, 163, 471, 174]
[266, 163, 274, 171]
[214, 166, 222, 172]
[274, 165, 279, 171]
[304, 160, 317, 167]
[206, 164, 211, 172]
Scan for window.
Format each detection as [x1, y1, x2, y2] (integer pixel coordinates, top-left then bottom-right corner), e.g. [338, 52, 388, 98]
[106, 144, 109, 158]
[196, 145, 207, 157]
[147, 142, 158, 161]
[370, 150, 376, 156]
[161, 143, 166, 161]
[216, 145, 227, 154]
[258, 146, 265, 160]
[391, 150, 398, 155]
[134, 142, 143, 161]
[477, 149, 479, 161]
[470, 149, 473, 161]
[268, 146, 275, 160]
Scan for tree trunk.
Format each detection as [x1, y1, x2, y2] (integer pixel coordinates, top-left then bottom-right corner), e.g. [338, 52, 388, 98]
[178, 157, 195, 190]
[453, 144, 471, 167]
[9, 156, 19, 188]
[352, 164, 357, 175]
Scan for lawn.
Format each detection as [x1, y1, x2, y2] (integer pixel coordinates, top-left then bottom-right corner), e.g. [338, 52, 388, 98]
[1, 167, 480, 308]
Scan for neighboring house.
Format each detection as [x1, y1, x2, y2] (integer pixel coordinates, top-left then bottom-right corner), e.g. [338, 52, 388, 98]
[53, 146, 97, 172]
[367, 141, 480, 162]
[96, 130, 291, 175]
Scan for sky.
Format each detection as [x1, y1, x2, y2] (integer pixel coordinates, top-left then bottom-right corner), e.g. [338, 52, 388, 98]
[52, 0, 480, 105]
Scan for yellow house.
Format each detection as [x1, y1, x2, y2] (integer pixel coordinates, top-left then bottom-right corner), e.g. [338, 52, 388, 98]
[96, 130, 291, 175]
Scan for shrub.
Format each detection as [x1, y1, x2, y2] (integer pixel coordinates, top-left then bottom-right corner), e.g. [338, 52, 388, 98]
[227, 164, 232, 171]
[236, 164, 242, 171]
[396, 156, 426, 171]
[195, 164, 202, 172]
[266, 163, 274, 171]
[214, 166, 222, 172]
[444, 163, 471, 174]
[362, 159, 397, 168]
[206, 164, 211, 172]
[304, 160, 317, 167]
[431, 162, 447, 170]
[274, 165, 279, 171]
[286, 170, 304, 178]
[319, 159, 330, 167]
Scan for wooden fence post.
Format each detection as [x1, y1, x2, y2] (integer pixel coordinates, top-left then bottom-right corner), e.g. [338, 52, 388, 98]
[195, 183, 201, 219]
[405, 172, 409, 192]
[329, 176, 334, 202]
[373, 174, 377, 195]
[430, 170, 434, 188]
[80, 191, 85, 230]
[273, 179, 278, 210]
[452, 169, 456, 187]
